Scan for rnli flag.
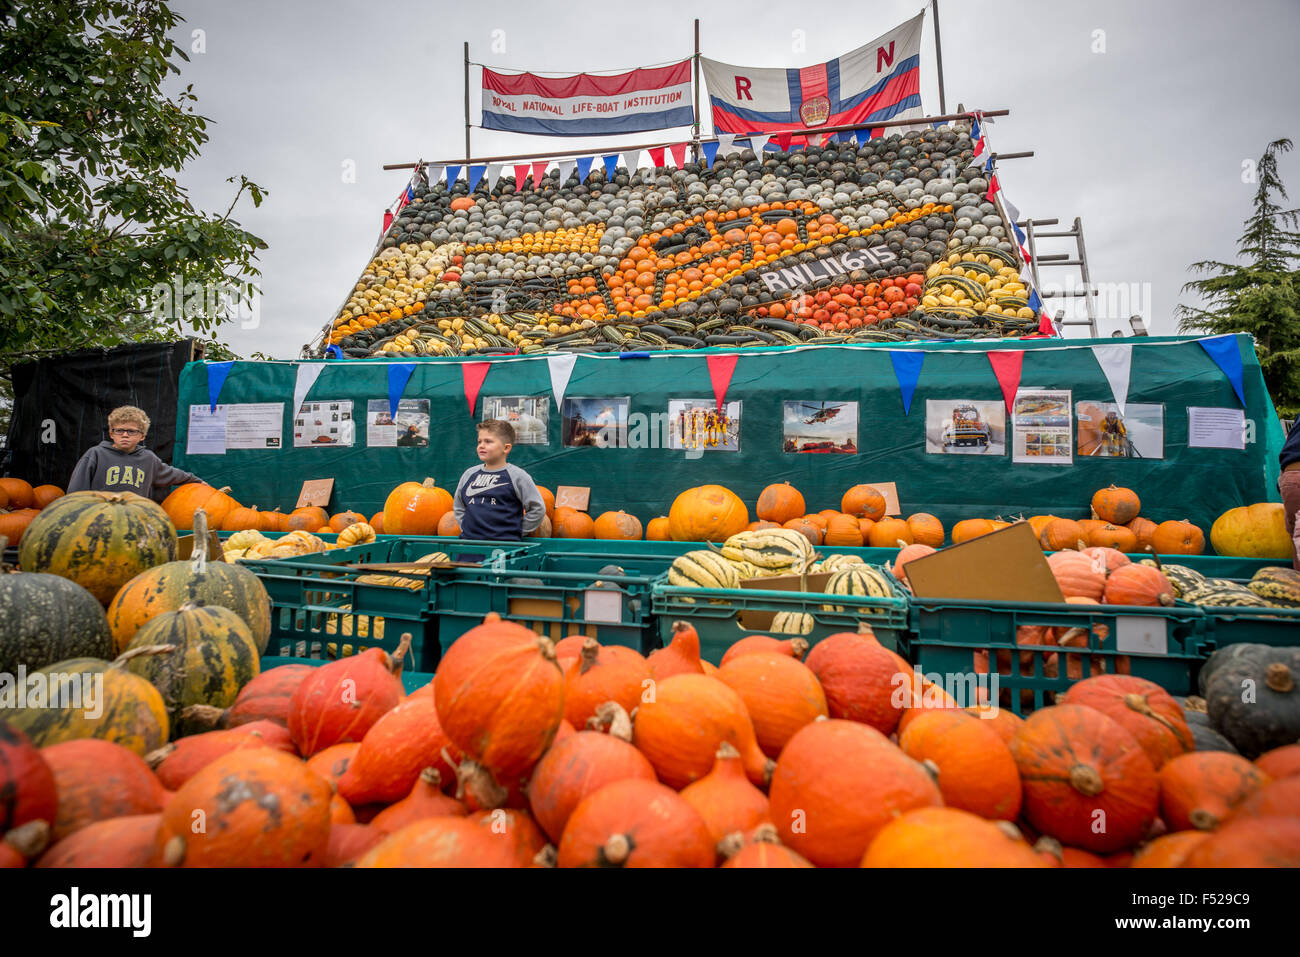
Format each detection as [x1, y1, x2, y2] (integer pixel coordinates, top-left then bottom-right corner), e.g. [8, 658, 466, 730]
[700, 13, 924, 136]
[482, 61, 694, 136]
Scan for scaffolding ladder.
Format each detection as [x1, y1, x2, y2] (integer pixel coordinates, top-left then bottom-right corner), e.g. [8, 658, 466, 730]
[1019, 216, 1101, 337]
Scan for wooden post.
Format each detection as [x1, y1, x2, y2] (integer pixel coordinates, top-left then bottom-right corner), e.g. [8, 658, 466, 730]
[693, 19, 701, 163]
[464, 42, 472, 160]
[930, 0, 947, 115]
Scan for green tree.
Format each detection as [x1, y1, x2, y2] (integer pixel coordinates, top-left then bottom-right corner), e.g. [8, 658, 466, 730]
[0, 0, 267, 416]
[1177, 138, 1300, 417]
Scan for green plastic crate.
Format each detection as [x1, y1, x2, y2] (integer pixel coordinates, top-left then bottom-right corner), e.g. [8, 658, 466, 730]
[1199, 605, 1300, 649]
[435, 551, 664, 654]
[897, 597, 1210, 715]
[259, 654, 433, 695]
[650, 574, 910, 664]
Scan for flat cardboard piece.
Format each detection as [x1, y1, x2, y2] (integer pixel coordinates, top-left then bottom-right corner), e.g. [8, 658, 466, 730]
[178, 531, 226, 563]
[737, 572, 833, 631]
[904, 522, 1065, 603]
[296, 478, 334, 508]
[555, 486, 591, 511]
[864, 482, 901, 515]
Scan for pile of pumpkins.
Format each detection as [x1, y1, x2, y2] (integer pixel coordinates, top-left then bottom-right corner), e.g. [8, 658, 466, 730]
[3, 613, 1296, 868]
[0, 478, 68, 545]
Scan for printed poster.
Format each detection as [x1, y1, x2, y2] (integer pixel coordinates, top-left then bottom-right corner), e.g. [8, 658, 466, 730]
[924, 399, 1006, 455]
[481, 396, 550, 446]
[294, 401, 354, 448]
[367, 399, 430, 448]
[1076, 401, 1164, 459]
[782, 401, 858, 454]
[667, 399, 741, 452]
[562, 397, 629, 448]
[186, 403, 283, 453]
[1012, 389, 1072, 464]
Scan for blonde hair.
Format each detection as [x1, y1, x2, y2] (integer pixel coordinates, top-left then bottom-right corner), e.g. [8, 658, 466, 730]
[108, 406, 150, 434]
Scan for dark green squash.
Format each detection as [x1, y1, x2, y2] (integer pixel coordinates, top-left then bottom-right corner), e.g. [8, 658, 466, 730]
[1204, 644, 1300, 758]
[125, 602, 260, 738]
[106, 509, 271, 655]
[0, 570, 112, 674]
[1, 648, 171, 756]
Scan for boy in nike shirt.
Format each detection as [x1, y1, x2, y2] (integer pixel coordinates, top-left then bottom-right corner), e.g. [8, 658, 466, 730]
[453, 420, 545, 541]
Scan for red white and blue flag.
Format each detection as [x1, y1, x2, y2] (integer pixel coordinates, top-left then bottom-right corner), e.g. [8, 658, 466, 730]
[481, 61, 694, 136]
[700, 13, 924, 137]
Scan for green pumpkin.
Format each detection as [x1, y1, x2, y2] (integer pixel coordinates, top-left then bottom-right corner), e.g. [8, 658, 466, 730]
[0, 651, 170, 756]
[126, 602, 260, 738]
[18, 490, 178, 605]
[0, 571, 113, 674]
[106, 509, 271, 655]
[1204, 643, 1300, 758]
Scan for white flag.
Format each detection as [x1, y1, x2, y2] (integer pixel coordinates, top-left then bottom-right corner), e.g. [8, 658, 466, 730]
[622, 150, 641, 174]
[293, 363, 326, 417]
[1091, 344, 1132, 418]
[485, 163, 503, 192]
[716, 132, 736, 156]
[547, 353, 578, 411]
[555, 159, 576, 186]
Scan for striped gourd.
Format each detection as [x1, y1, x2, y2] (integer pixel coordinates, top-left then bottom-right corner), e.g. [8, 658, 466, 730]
[225, 529, 266, 552]
[1248, 567, 1300, 607]
[1139, 560, 1205, 598]
[668, 551, 741, 590]
[819, 554, 867, 573]
[325, 606, 384, 640]
[821, 566, 894, 611]
[718, 528, 814, 572]
[771, 611, 813, 636]
[125, 603, 261, 738]
[1182, 579, 1274, 608]
[1, 652, 170, 756]
[17, 490, 178, 606]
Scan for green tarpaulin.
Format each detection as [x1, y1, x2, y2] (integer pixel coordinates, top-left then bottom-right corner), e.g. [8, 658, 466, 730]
[172, 334, 1283, 535]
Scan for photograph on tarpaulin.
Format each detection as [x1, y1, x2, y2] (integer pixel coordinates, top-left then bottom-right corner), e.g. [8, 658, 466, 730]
[1076, 401, 1165, 459]
[667, 399, 741, 452]
[482, 396, 550, 446]
[562, 397, 629, 448]
[782, 401, 858, 453]
[924, 399, 1006, 455]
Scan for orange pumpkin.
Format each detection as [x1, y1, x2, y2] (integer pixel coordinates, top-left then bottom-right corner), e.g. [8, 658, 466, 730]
[632, 673, 773, 788]
[42, 739, 166, 841]
[867, 517, 913, 548]
[434, 617, 565, 785]
[722, 828, 815, 868]
[437, 511, 461, 536]
[1127, 517, 1158, 552]
[1255, 744, 1300, 780]
[563, 639, 652, 729]
[781, 517, 823, 546]
[715, 652, 828, 758]
[287, 645, 407, 757]
[356, 818, 520, 868]
[469, 808, 549, 867]
[31, 485, 65, 509]
[1061, 675, 1193, 769]
[556, 778, 715, 868]
[645, 516, 671, 540]
[220, 505, 265, 531]
[151, 722, 296, 791]
[369, 511, 385, 534]
[756, 482, 806, 524]
[1225, 776, 1300, 822]
[1009, 704, 1158, 853]
[1130, 830, 1212, 868]
[1103, 564, 1174, 606]
[951, 518, 998, 544]
[1092, 485, 1141, 526]
[769, 719, 942, 867]
[35, 813, 161, 868]
[1150, 519, 1205, 555]
[337, 692, 461, 806]
[1089, 523, 1138, 552]
[679, 743, 771, 848]
[745, 520, 781, 532]
[1182, 816, 1300, 867]
[906, 513, 945, 547]
[841, 485, 886, 521]
[305, 742, 361, 793]
[667, 485, 749, 542]
[329, 510, 365, 532]
[646, 620, 705, 681]
[286, 505, 329, 532]
[322, 823, 386, 868]
[161, 483, 241, 531]
[593, 510, 642, 540]
[1081, 546, 1131, 574]
[155, 748, 332, 867]
[964, 704, 1025, 746]
[858, 517, 877, 540]
[368, 768, 468, 832]
[0, 478, 34, 508]
[528, 727, 656, 843]
[1039, 518, 1087, 551]
[552, 506, 595, 539]
[899, 710, 1022, 820]
[1158, 752, 1270, 831]
[719, 635, 808, 666]
[536, 486, 555, 524]
[382, 479, 453, 536]
[805, 625, 911, 734]
[1047, 551, 1106, 600]
[862, 807, 1046, 867]
[0, 508, 39, 543]
[823, 513, 864, 547]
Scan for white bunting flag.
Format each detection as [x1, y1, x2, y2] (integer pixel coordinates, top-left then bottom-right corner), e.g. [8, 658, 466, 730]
[622, 150, 642, 174]
[547, 353, 578, 411]
[1091, 344, 1133, 418]
[485, 163, 503, 192]
[716, 132, 736, 156]
[555, 159, 576, 186]
[293, 363, 326, 417]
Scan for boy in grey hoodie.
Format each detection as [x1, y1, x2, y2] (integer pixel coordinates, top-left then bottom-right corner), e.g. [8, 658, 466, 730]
[67, 405, 204, 496]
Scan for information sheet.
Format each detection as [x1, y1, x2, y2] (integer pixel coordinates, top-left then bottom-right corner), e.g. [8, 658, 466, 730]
[294, 400, 354, 448]
[1188, 407, 1246, 450]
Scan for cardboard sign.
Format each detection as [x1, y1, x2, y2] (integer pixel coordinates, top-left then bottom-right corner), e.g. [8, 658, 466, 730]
[296, 478, 334, 508]
[904, 522, 1064, 603]
[737, 572, 834, 633]
[863, 482, 901, 516]
[555, 486, 591, 511]
[178, 531, 226, 563]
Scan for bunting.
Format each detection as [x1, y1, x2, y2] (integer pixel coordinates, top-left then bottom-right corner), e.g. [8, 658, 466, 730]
[547, 353, 577, 410]
[888, 351, 923, 415]
[207, 361, 234, 413]
[1198, 335, 1246, 406]
[669, 142, 687, 168]
[987, 350, 1023, 413]
[293, 363, 326, 420]
[706, 354, 738, 412]
[513, 163, 531, 190]
[462, 362, 491, 416]
[556, 158, 576, 186]
[575, 155, 594, 183]
[387, 363, 416, 418]
[467, 164, 486, 193]
[446, 165, 461, 187]
[1090, 344, 1132, 418]
[603, 154, 619, 178]
[485, 163, 503, 192]
[647, 146, 666, 168]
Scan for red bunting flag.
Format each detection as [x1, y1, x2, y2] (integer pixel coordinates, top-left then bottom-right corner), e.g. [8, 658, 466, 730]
[775, 131, 792, 152]
[668, 142, 687, 168]
[532, 161, 549, 188]
[382, 210, 393, 234]
[706, 354, 739, 412]
[513, 164, 531, 190]
[647, 146, 666, 168]
[462, 362, 491, 416]
[986, 350, 1023, 412]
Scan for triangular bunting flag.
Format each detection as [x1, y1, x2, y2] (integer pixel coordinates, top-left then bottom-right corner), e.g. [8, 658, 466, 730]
[985, 173, 1001, 202]
[467, 165, 486, 193]
[207, 361, 234, 413]
[1198, 335, 1247, 406]
[556, 158, 576, 187]
[532, 161, 549, 188]
[382, 210, 394, 234]
[775, 131, 792, 152]
[855, 128, 870, 146]
[462, 362, 491, 416]
[716, 133, 735, 156]
[293, 362, 326, 418]
[576, 155, 594, 183]
[513, 163, 531, 190]
[701, 141, 719, 169]
[987, 351, 1023, 413]
[602, 154, 619, 178]
[623, 150, 642, 175]
[889, 351, 924, 415]
[1090, 344, 1132, 418]
[446, 165, 461, 187]
[706, 354, 738, 412]
[668, 142, 687, 169]
[485, 163, 503, 193]
[647, 146, 665, 168]
[547, 353, 577, 411]
[1001, 196, 1021, 224]
[426, 165, 443, 187]
[387, 363, 416, 419]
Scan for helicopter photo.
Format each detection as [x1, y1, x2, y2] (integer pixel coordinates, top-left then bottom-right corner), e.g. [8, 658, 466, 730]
[799, 401, 843, 425]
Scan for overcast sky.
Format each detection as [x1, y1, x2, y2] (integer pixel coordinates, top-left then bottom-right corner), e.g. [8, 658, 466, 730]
[166, 0, 1300, 358]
